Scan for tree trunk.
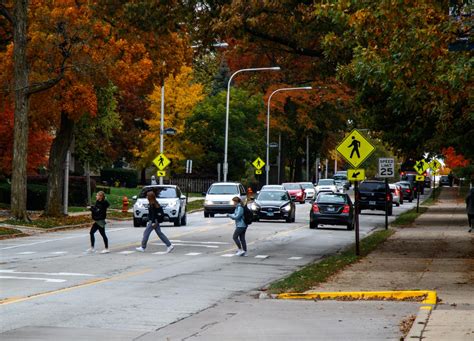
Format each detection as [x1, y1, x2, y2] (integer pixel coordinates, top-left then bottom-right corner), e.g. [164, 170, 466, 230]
[44, 111, 75, 217]
[10, 0, 30, 221]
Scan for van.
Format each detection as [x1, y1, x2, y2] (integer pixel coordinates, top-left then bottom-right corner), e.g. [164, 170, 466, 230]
[203, 182, 247, 217]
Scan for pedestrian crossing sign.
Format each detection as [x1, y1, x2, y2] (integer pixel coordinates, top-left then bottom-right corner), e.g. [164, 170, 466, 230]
[429, 159, 441, 172]
[416, 175, 425, 181]
[153, 153, 170, 170]
[252, 157, 265, 170]
[336, 129, 375, 168]
[414, 159, 429, 175]
[157, 170, 166, 177]
[348, 168, 365, 182]
[255, 170, 262, 175]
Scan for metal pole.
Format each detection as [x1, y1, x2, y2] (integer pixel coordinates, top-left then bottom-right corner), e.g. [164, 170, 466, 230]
[224, 67, 281, 182]
[385, 178, 389, 230]
[306, 136, 310, 182]
[277, 133, 282, 184]
[86, 161, 91, 207]
[334, 157, 337, 174]
[315, 157, 320, 183]
[416, 181, 420, 213]
[355, 181, 360, 256]
[325, 159, 328, 179]
[63, 150, 70, 215]
[160, 84, 164, 185]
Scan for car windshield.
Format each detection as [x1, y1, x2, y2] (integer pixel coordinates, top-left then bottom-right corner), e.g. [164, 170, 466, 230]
[333, 175, 347, 181]
[317, 180, 334, 186]
[360, 182, 386, 192]
[262, 185, 283, 190]
[208, 185, 238, 195]
[257, 191, 289, 201]
[317, 193, 347, 204]
[300, 183, 314, 189]
[283, 183, 300, 190]
[139, 187, 177, 199]
[397, 182, 411, 189]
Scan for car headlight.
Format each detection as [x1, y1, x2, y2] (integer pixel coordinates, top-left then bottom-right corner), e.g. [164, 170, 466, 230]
[205, 200, 213, 205]
[281, 204, 291, 212]
[168, 200, 178, 208]
[250, 203, 260, 211]
[229, 200, 234, 205]
[135, 201, 145, 209]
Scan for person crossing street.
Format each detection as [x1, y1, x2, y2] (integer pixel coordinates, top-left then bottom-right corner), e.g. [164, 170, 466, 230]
[227, 197, 248, 256]
[86, 191, 110, 254]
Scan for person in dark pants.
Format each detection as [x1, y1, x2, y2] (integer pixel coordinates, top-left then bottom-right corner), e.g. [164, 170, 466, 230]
[136, 191, 174, 253]
[87, 191, 110, 254]
[227, 197, 248, 256]
[466, 188, 474, 233]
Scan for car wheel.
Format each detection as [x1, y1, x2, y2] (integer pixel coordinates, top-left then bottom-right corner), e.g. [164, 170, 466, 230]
[347, 223, 354, 230]
[396, 202, 400, 207]
[210, 213, 215, 218]
[174, 212, 182, 227]
[204, 212, 209, 218]
[181, 213, 187, 226]
[409, 198, 413, 203]
[133, 218, 141, 227]
[310, 221, 317, 229]
[286, 216, 293, 223]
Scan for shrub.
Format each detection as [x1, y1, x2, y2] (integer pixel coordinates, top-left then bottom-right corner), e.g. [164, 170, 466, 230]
[100, 168, 138, 188]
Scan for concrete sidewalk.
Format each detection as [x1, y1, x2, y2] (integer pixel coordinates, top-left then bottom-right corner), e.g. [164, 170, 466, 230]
[308, 187, 473, 340]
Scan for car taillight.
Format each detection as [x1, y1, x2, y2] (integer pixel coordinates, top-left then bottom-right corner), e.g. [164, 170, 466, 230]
[312, 204, 320, 213]
[386, 194, 391, 201]
[406, 189, 411, 193]
[342, 205, 350, 213]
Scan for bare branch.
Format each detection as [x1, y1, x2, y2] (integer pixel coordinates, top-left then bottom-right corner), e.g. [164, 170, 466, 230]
[0, 3, 13, 25]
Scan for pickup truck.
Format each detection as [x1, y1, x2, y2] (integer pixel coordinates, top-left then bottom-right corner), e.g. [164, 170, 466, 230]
[357, 180, 393, 215]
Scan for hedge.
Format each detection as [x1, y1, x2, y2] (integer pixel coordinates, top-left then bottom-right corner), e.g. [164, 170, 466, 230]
[100, 168, 138, 188]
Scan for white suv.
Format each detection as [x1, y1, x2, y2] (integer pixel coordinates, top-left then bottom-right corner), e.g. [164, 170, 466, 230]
[203, 182, 247, 217]
[132, 185, 187, 227]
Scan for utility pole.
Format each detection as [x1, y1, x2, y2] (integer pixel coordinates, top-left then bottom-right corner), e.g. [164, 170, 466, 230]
[159, 84, 164, 185]
[277, 133, 282, 184]
[306, 136, 310, 181]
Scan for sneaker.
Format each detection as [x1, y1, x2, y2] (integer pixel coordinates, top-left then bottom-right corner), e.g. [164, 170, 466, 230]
[86, 248, 95, 253]
[166, 245, 175, 253]
[100, 249, 110, 254]
[235, 249, 243, 255]
[136, 247, 145, 252]
[239, 251, 247, 257]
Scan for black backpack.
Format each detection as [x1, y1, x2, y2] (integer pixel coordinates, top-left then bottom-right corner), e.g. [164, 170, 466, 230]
[243, 205, 253, 225]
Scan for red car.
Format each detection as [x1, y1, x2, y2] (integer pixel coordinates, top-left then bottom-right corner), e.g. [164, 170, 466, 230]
[282, 183, 306, 204]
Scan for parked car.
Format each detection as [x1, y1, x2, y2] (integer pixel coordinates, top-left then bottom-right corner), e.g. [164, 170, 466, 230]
[424, 176, 431, 188]
[439, 175, 450, 187]
[310, 192, 354, 230]
[358, 180, 393, 215]
[401, 173, 424, 196]
[300, 182, 316, 201]
[282, 183, 306, 204]
[389, 184, 402, 206]
[203, 182, 247, 217]
[250, 190, 295, 223]
[333, 173, 351, 190]
[396, 181, 414, 202]
[315, 179, 338, 195]
[260, 185, 285, 191]
[133, 185, 187, 227]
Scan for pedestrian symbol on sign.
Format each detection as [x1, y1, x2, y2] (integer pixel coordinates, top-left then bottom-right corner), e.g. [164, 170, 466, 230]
[348, 136, 361, 159]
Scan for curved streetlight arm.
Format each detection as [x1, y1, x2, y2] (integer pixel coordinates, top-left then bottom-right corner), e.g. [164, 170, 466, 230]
[223, 66, 281, 182]
[266, 86, 312, 185]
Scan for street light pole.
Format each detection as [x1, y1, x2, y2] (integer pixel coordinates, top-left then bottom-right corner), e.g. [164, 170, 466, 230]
[266, 86, 312, 185]
[224, 67, 281, 182]
[159, 84, 164, 185]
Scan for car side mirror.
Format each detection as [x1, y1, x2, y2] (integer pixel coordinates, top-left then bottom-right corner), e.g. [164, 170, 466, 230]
[180, 195, 186, 200]
[132, 195, 137, 200]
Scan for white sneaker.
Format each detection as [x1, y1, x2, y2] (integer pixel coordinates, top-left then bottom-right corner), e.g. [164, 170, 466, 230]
[240, 251, 247, 257]
[166, 245, 175, 253]
[236, 250, 245, 256]
[86, 248, 95, 253]
[100, 249, 110, 254]
[235, 249, 242, 255]
[136, 247, 145, 252]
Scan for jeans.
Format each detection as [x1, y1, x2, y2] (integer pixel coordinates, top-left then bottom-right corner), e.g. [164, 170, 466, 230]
[233, 227, 247, 251]
[142, 221, 171, 249]
[90, 222, 108, 248]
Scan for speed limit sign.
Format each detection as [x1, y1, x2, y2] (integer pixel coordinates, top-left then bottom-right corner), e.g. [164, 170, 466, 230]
[379, 158, 395, 178]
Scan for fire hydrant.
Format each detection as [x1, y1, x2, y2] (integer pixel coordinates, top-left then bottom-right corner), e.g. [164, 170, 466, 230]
[247, 187, 254, 201]
[122, 196, 129, 213]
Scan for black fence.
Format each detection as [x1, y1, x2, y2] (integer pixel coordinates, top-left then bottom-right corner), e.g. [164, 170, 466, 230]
[165, 178, 217, 194]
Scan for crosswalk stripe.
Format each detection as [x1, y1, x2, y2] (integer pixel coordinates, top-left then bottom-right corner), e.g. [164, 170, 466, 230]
[16, 252, 36, 255]
[118, 251, 135, 254]
[152, 251, 167, 255]
[51, 251, 68, 255]
[221, 254, 235, 257]
[288, 257, 303, 260]
[255, 255, 269, 259]
[185, 252, 202, 256]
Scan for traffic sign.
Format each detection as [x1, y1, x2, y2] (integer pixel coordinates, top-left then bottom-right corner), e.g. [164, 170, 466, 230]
[430, 159, 441, 171]
[348, 169, 365, 182]
[252, 157, 265, 170]
[255, 170, 263, 175]
[414, 159, 429, 175]
[416, 175, 425, 181]
[157, 170, 166, 177]
[153, 153, 170, 170]
[336, 129, 376, 168]
[269, 142, 279, 148]
[378, 158, 395, 178]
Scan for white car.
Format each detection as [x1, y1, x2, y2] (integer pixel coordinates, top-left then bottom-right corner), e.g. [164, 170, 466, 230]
[300, 182, 316, 200]
[261, 185, 285, 191]
[389, 184, 402, 206]
[203, 182, 247, 217]
[315, 179, 338, 196]
[133, 185, 187, 227]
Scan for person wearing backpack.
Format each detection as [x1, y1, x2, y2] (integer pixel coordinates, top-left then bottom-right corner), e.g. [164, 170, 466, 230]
[227, 196, 249, 256]
[86, 191, 110, 254]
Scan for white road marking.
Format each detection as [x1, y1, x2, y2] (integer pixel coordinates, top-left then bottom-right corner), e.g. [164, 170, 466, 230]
[0, 276, 66, 283]
[255, 255, 269, 259]
[221, 254, 235, 257]
[152, 251, 167, 255]
[158, 243, 218, 248]
[16, 252, 36, 255]
[288, 257, 303, 260]
[185, 252, 202, 256]
[169, 240, 229, 245]
[0, 228, 127, 250]
[118, 251, 135, 254]
[0, 270, 94, 277]
[51, 251, 68, 255]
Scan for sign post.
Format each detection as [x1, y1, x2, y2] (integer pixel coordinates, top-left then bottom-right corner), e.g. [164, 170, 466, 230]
[185, 160, 193, 206]
[429, 159, 441, 199]
[415, 175, 425, 213]
[336, 129, 376, 256]
[379, 158, 395, 230]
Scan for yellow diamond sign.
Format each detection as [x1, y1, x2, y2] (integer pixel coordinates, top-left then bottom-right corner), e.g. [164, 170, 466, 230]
[416, 175, 425, 181]
[348, 169, 365, 182]
[252, 157, 265, 170]
[429, 159, 441, 172]
[157, 170, 166, 177]
[336, 130, 376, 168]
[414, 159, 429, 175]
[153, 153, 170, 170]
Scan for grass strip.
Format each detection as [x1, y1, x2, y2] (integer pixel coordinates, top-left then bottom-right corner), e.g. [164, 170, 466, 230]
[4, 215, 92, 229]
[391, 206, 428, 227]
[422, 187, 442, 206]
[187, 199, 204, 212]
[268, 229, 394, 294]
[0, 226, 23, 236]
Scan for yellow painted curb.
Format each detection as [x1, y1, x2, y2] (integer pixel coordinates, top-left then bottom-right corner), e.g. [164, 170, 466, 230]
[277, 290, 437, 304]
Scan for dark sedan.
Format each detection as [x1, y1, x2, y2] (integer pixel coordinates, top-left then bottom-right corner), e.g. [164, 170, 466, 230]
[249, 190, 296, 223]
[396, 181, 414, 202]
[310, 193, 354, 230]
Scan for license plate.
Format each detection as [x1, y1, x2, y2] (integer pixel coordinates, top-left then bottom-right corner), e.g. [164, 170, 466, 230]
[369, 201, 376, 205]
[327, 207, 335, 212]
[266, 212, 274, 217]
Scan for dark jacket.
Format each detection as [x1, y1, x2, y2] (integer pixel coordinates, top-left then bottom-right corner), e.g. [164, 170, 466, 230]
[148, 204, 165, 224]
[91, 200, 110, 221]
[466, 189, 474, 215]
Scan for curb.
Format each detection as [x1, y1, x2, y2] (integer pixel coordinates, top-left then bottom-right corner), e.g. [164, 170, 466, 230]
[406, 305, 433, 340]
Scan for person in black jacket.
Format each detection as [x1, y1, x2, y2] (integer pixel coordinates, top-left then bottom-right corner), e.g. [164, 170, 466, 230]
[466, 188, 474, 233]
[136, 191, 174, 253]
[87, 191, 110, 254]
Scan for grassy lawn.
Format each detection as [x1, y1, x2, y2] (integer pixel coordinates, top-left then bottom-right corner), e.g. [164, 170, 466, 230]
[187, 199, 204, 212]
[4, 215, 92, 229]
[268, 229, 394, 294]
[0, 226, 23, 236]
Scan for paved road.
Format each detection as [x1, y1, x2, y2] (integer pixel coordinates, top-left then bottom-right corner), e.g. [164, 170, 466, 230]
[0, 194, 427, 339]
